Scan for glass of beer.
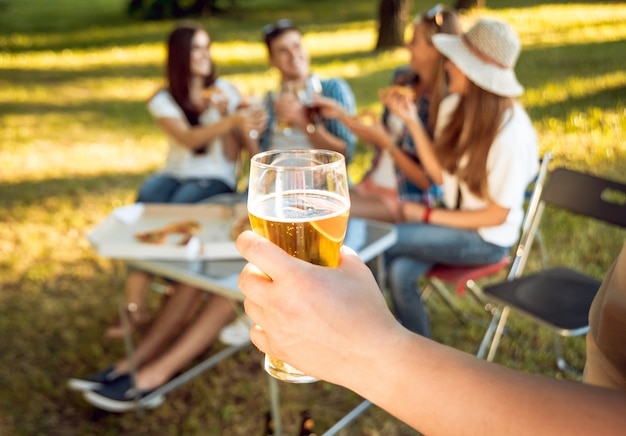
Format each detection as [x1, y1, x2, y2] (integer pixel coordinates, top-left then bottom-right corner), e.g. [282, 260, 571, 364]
[303, 75, 323, 134]
[247, 149, 351, 383]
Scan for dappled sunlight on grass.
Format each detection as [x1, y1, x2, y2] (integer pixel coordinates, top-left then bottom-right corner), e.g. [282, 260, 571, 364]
[476, 4, 626, 48]
[0, 44, 164, 69]
[1, 1, 625, 434]
[0, 78, 161, 103]
[303, 26, 377, 55]
[524, 72, 626, 109]
[1, 135, 166, 182]
[322, 47, 407, 79]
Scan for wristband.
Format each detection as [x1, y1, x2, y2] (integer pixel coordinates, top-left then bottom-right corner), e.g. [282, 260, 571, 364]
[423, 207, 432, 223]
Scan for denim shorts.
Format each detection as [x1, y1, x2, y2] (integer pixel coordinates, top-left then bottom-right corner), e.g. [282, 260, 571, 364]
[136, 175, 234, 204]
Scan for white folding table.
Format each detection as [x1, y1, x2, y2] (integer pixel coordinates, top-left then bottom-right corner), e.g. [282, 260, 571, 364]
[118, 217, 396, 434]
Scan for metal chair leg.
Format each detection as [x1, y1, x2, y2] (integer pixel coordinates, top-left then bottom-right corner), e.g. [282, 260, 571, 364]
[487, 305, 510, 362]
[477, 305, 500, 359]
[477, 305, 510, 362]
[322, 400, 372, 436]
[465, 280, 489, 306]
[424, 278, 470, 324]
[269, 375, 283, 436]
[553, 334, 582, 378]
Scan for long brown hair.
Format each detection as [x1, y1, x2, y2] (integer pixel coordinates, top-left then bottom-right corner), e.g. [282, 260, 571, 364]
[166, 22, 217, 126]
[418, 8, 462, 134]
[435, 81, 514, 198]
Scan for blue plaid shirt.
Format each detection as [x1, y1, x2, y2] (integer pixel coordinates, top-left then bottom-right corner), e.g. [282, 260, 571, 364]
[381, 66, 442, 205]
[259, 77, 357, 163]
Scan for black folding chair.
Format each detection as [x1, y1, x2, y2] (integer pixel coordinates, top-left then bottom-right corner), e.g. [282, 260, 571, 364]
[478, 167, 626, 374]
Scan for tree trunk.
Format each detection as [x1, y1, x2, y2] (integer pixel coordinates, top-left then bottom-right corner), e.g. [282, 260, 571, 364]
[375, 0, 410, 50]
[454, 0, 486, 11]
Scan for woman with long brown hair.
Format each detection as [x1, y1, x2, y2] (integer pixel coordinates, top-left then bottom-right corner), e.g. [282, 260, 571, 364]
[383, 18, 539, 336]
[104, 21, 265, 339]
[138, 21, 263, 203]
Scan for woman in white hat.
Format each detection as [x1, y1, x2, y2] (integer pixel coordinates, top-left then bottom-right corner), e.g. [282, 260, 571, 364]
[382, 18, 540, 336]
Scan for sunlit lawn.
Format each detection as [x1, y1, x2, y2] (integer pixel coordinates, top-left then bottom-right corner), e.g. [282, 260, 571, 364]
[1, 0, 625, 434]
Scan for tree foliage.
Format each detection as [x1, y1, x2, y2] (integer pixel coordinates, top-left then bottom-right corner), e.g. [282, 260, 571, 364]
[127, 0, 220, 20]
[455, 0, 486, 10]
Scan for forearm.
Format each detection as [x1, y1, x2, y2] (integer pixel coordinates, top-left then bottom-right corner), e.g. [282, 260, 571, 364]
[230, 128, 260, 157]
[160, 115, 239, 150]
[389, 146, 431, 191]
[305, 124, 349, 157]
[346, 329, 626, 435]
[405, 119, 443, 185]
[424, 208, 505, 229]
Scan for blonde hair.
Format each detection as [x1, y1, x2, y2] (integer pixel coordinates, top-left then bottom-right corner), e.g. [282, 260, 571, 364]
[435, 82, 514, 198]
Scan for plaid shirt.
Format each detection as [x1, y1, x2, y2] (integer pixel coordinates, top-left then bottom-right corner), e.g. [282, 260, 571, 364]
[382, 66, 442, 205]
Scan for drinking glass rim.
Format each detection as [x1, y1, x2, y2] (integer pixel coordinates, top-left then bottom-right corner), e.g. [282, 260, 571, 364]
[250, 149, 345, 170]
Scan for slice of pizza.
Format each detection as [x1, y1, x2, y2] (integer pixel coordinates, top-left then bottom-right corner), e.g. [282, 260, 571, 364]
[165, 220, 203, 235]
[378, 85, 417, 101]
[135, 229, 168, 244]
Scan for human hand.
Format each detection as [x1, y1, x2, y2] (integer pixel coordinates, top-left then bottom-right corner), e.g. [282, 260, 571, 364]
[236, 230, 400, 387]
[315, 95, 348, 120]
[274, 93, 306, 129]
[237, 105, 267, 140]
[205, 90, 229, 115]
[401, 201, 428, 222]
[379, 88, 417, 125]
[348, 111, 394, 149]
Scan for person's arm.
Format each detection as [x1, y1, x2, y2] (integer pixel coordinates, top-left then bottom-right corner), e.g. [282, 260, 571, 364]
[233, 105, 267, 157]
[155, 113, 247, 152]
[402, 198, 510, 228]
[310, 79, 357, 160]
[383, 91, 444, 185]
[387, 141, 432, 192]
[273, 88, 350, 158]
[317, 96, 432, 192]
[316, 98, 393, 149]
[236, 231, 626, 435]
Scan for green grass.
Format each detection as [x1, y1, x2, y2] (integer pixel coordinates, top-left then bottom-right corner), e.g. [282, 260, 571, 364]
[1, 0, 625, 434]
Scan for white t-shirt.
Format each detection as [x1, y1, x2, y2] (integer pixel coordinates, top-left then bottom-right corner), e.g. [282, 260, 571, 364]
[436, 94, 539, 248]
[147, 78, 241, 188]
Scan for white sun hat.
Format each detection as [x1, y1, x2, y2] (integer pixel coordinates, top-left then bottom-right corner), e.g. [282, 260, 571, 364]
[432, 18, 524, 97]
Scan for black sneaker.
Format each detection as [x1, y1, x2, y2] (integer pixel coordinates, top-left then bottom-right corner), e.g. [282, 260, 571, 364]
[67, 366, 123, 392]
[82, 376, 165, 413]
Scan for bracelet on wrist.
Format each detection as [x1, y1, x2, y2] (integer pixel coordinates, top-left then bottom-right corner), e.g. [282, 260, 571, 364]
[423, 206, 432, 223]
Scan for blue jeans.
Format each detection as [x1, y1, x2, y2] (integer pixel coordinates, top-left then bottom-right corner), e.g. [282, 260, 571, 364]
[136, 175, 234, 204]
[387, 223, 510, 337]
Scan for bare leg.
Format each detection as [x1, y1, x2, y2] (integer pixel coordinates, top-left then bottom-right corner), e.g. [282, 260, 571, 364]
[105, 270, 153, 338]
[132, 294, 236, 390]
[114, 282, 203, 373]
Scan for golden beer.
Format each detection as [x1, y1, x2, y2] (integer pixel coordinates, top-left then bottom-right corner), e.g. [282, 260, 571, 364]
[248, 189, 350, 382]
[249, 191, 349, 267]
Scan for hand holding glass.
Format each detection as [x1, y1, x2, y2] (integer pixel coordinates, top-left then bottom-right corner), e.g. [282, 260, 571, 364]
[303, 75, 323, 133]
[247, 150, 351, 383]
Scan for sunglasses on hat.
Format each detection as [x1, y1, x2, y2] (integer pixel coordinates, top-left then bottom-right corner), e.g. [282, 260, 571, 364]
[425, 4, 444, 27]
